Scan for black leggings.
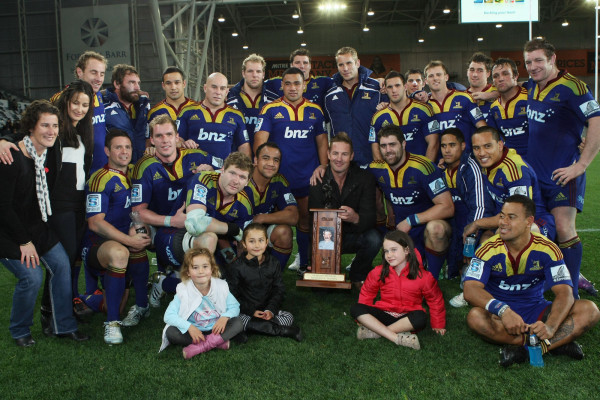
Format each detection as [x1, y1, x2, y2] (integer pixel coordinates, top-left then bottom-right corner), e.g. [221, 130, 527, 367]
[165, 317, 243, 346]
[350, 303, 427, 331]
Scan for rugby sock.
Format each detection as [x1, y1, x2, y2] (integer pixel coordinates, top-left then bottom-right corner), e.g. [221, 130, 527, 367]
[102, 266, 126, 322]
[162, 272, 180, 294]
[80, 292, 104, 313]
[560, 236, 582, 299]
[296, 229, 310, 267]
[271, 245, 292, 271]
[425, 247, 446, 281]
[128, 250, 150, 308]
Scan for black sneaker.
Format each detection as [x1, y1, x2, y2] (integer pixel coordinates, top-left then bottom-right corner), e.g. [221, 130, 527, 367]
[297, 265, 309, 277]
[499, 345, 528, 367]
[550, 341, 584, 360]
[73, 298, 94, 319]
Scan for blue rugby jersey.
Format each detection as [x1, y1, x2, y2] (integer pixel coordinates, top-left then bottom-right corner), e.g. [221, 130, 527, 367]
[244, 173, 297, 215]
[487, 87, 529, 158]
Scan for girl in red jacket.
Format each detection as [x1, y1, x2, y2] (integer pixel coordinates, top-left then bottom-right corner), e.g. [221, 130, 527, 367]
[350, 230, 446, 350]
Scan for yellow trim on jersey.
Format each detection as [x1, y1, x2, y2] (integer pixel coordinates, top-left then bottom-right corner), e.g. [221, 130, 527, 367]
[490, 87, 528, 119]
[532, 72, 589, 101]
[88, 168, 130, 192]
[486, 148, 526, 183]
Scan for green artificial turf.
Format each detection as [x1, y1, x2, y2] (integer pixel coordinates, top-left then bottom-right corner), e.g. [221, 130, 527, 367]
[1, 163, 599, 400]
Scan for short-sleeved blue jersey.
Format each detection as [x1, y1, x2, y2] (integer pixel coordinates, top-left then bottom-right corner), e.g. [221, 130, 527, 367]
[178, 103, 249, 161]
[369, 100, 440, 157]
[84, 166, 133, 242]
[255, 98, 327, 191]
[525, 70, 600, 186]
[368, 153, 449, 225]
[244, 173, 297, 215]
[464, 233, 571, 323]
[185, 171, 253, 229]
[227, 80, 279, 146]
[487, 87, 529, 158]
[131, 148, 220, 218]
[428, 90, 485, 150]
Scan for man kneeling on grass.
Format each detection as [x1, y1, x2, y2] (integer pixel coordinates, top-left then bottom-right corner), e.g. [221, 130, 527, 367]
[464, 195, 600, 367]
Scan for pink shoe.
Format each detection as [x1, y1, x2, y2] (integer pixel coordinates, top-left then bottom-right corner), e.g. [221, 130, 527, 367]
[183, 342, 206, 359]
[217, 340, 230, 350]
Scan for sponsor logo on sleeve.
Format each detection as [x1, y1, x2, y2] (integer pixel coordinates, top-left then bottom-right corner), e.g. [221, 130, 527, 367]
[284, 192, 296, 204]
[254, 117, 263, 132]
[465, 258, 484, 280]
[470, 107, 483, 120]
[192, 184, 208, 203]
[428, 119, 440, 133]
[369, 126, 376, 142]
[551, 263, 571, 283]
[428, 177, 447, 195]
[131, 184, 142, 203]
[508, 186, 528, 196]
[580, 100, 600, 118]
[86, 194, 101, 213]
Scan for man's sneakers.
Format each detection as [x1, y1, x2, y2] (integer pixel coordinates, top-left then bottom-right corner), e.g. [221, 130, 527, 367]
[579, 273, 598, 297]
[288, 253, 300, 271]
[104, 321, 123, 345]
[357, 326, 381, 340]
[149, 271, 166, 308]
[550, 341, 584, 360]
[121, 305, 150, 327]
[449, 292, 469, 308]
[499, 345, 528, 367]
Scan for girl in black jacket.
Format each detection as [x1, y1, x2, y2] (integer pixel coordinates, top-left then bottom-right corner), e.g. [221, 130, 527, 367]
[227, 223, 302, 342]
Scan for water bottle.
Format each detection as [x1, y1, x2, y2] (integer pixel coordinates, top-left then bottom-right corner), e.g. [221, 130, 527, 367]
[463, 234, 476, 258]
[527, 334, 544, 367]
[130, 211, 147, 234]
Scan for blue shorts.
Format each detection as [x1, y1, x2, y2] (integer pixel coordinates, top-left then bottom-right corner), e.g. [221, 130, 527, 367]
[153, 227, 186, 268]
[540, 173, 585, 212]
[511, 300, 552, 325]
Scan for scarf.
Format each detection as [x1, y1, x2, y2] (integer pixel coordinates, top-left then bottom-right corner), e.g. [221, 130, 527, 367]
[23, 135, 52, 222]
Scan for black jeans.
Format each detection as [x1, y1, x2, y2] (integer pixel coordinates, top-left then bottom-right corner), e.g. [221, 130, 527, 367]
[342, 229, 383, 282]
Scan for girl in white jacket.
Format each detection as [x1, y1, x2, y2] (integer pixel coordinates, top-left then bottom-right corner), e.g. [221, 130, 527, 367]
[159, 248, 242, 359]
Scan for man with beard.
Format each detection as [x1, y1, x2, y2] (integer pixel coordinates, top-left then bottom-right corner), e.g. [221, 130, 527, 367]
[103, 64, 150, 163]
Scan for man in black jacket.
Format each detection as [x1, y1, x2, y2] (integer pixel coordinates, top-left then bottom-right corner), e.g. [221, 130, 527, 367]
[309, 132, 382, 287]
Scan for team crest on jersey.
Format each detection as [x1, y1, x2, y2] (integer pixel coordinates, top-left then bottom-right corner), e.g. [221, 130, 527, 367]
[190, 115, 200, 120]
[466, 258, 484, 280]
[270, 189, 278, 198]
[580, 100, 600, 117]
[192, 184, 208, 203]
[492, 263, 503, 272]
[550, 263, 570, 283]
[208, 196, 216, 206]
[453, 102, 463, 109]
[309, 113, 316, 120]
[274, 112, 285, 119]
[229, 209, 239, 218]
[86, 194, 102, 213]
[114, 183, 123, 193]
[410, 114, 420, 122]
[408, 176, 417, 185]
[284, 192, 296, 204]
[518, 107, 527, 115]
[530, 260, 543, 271]
[428, 177, 446, 195]
[550, 92, 560, 102]
[228, 117, 236, 125]
[496, 177, 503, 187]
[153, 171, 162, 181]
[311, 82, 319, 89]
[362, 92, 371, 100]
[131, 184, 142, 203]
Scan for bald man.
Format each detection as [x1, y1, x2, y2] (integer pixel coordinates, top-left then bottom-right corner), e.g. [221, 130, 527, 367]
[179, 72, 251, 161]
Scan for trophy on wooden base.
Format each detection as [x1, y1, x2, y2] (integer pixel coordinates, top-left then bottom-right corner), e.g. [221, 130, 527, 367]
[296, 208, 351, 289]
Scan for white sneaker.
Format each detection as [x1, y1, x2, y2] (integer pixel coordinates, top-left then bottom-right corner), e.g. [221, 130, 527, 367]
[395, 332, 420, 350]
[121, 305, 150, 327]
[149, 272, 166, 308]
[104, 321, 123, 344]
[288, 253, 300, 271]
[449, 292, 469, 308]
[357, 326, 381, 340]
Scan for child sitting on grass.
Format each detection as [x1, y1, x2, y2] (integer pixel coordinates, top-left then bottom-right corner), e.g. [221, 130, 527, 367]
[159, 248, 243, 359]
[350, 230, 446, 350]
[227, 223, 303, 342]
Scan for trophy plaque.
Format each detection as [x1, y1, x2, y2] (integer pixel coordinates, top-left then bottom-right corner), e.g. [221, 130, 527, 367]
[296, 208, 351, 289]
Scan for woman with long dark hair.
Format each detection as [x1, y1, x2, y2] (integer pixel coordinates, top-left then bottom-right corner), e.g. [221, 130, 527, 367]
[350, 230, 446, 350]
